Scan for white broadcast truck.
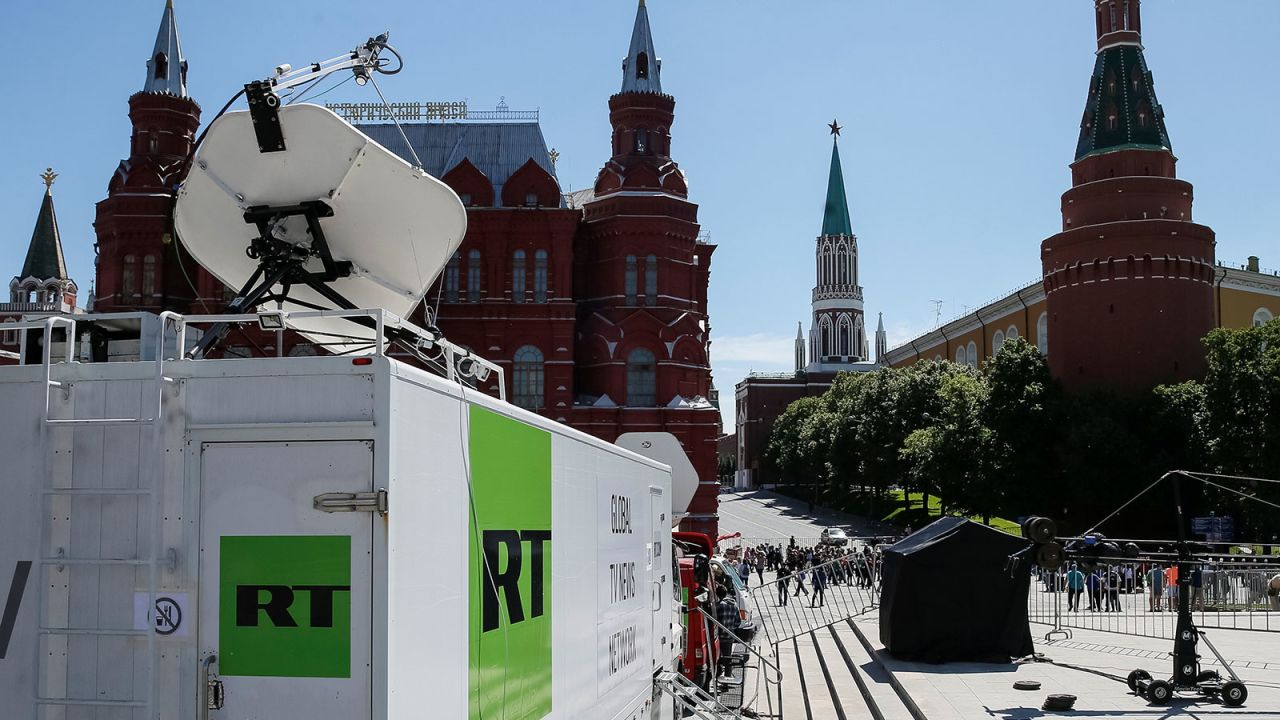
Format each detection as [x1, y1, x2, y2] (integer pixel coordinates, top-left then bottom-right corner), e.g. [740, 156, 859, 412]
[0, 313, 686, 720]
[0, 33, 727, 720]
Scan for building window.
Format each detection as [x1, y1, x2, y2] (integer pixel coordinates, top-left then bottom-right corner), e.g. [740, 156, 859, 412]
[467, 249, 482, 302]
[837, 316, 851, 356]
[444, 252, 460, 302]
[644, 254, 657, 306]
[1254, 308, 1275, 327]
[459, 193, 472, 207]
[148, 131, 159, 154]
[966, 341, 978, 368]
[525, 192, 539, 207]
[993, 329, 1005, 355]
[626, 348, 657, 407]
[153, 53, 167, 79]
[1037, 312, 1049, 356]
[636, 52, 649, 80]
[625, 255, 637, 305]
[1, 320, 16, 346]
[955, 346, 966, 365]
[820, 317, 833, 359]
[512, 345, 545, 410]
[142, 255, 156, 297]
[534, 250, 548, 303]
[1007, 325, 1019, 339]
[512, 250, 526, 303]
[122, 254, 137, 300]
[634, 128, 648, 154]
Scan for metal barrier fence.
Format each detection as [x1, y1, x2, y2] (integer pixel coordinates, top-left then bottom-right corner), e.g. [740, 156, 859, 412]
[1027, 560, 1280, 641]
[748, 552, 880, 644]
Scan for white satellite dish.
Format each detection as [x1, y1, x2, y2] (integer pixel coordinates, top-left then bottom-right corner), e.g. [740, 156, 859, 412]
[174, 102, 466, 352]
[615, 432, 699, 527]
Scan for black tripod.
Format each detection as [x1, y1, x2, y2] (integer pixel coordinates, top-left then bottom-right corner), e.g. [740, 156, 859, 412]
[1127, 474, 1247, 707]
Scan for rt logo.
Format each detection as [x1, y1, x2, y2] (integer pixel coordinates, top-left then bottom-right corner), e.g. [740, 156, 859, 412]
[481, 530, 551, 633]
[235, 585, 351, 628]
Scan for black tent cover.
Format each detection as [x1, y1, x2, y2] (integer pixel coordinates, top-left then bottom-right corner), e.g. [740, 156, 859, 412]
[879, 516, 1035, 663]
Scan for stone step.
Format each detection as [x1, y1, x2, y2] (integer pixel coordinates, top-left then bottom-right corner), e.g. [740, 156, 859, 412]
[778, 637, 809, 720]
[826, 623, 914, 720]
[793, 632, 842, 720]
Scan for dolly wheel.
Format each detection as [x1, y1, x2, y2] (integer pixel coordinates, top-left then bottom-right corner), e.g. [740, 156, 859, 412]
[1127, 669, 1151, 693]
[1147, 680, 1173, 705]
[1222, 681, 1247, 707]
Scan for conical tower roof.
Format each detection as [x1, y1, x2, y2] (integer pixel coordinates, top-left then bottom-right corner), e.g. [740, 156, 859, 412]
[620, 0, 662, 94]
[143, 0, 187, 96]
[20, 170, 69, 281]
[822, 130, 853, 237]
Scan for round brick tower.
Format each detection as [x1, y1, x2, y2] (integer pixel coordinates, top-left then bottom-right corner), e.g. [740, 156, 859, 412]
[1041, 0, 1216, 392]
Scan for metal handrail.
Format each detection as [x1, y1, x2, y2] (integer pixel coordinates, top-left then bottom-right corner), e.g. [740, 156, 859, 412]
[693, 604, 782, 677]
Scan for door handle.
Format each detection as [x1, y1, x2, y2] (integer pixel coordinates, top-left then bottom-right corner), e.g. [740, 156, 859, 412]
[202, 653, 223, 718]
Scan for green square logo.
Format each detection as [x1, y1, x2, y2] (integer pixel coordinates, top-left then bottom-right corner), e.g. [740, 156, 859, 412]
[219, 535, 352, 678]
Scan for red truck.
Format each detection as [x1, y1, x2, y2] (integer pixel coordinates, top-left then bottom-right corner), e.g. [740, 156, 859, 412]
[673, 531, 719, 690]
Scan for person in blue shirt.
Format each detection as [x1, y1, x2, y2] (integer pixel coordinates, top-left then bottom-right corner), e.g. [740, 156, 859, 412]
[1066, 564, 1085, 612]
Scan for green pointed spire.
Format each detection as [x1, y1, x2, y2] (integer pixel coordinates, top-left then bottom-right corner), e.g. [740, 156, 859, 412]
[821, 134, 852, 237]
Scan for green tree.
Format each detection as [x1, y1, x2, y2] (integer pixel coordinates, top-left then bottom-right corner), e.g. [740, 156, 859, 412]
[900, 371, 996, 521]
[1196, 319, 1280, 536]
[984, 337, 1060, 518]
[765, 396, 837, 504]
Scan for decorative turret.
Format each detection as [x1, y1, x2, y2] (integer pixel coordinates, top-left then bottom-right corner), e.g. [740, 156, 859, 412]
[875, 313, 887, 364]
[144, 0, 187, 97]
[794, 321, 806, 373]
[95, 1, 205, 313]
[591, 0, 687, 199]
[1041, 0, 1215, 391]
[10, 169, 77, 310]
[808, 120, 866, 368]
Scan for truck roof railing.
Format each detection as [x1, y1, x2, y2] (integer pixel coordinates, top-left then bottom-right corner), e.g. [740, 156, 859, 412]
[2, 308, 506, 402]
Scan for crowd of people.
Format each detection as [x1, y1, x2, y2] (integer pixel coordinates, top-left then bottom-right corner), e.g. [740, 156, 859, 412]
[1042, 562, 1280, 612]
[726, 536, 886, 609]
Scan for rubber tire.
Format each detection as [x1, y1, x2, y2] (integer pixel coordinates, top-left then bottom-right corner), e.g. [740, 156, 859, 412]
[1222, 681, 1247, 707]
[1147, 680, 1173, 705]
[1013, 680, 1042, 691]
[1127, 669, 1151, 692]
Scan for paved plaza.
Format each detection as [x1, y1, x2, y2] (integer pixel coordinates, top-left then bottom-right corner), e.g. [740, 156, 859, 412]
[719, 490, 1280, 720]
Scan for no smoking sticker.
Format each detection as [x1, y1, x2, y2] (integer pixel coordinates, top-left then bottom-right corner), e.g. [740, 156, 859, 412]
[133, 592, 189, 637]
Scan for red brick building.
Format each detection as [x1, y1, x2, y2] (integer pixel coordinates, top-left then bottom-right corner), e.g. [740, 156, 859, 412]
[89, 2, 723, 534]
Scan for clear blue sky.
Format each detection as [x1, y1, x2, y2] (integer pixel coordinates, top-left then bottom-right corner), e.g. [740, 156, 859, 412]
[2, 1, 1279, 430]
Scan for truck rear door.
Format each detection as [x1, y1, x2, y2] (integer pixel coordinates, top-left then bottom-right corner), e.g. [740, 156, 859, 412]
[198, 441, 373, 719]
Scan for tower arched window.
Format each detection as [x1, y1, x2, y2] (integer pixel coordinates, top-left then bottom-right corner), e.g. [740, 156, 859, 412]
[636, 52, 649, 80]
[141, 255, 156, 297]
[1037, 312, 1049, 356]
[444, 252, 460, 302]
[467, 249, 482, 302]
[153, 53, 168, 80]
[838, 317, 851, 357]
[512, 345, 545, 410]
[122, 254, 137, 300]
[512, 250, 526, 303]
[534, 250, 548, 303]
[634, 128, 648, 154]
[1254, 308, 1275, 327]
[148, 131, 159, 154]
[625, 255, 638, 305]
[644, 254, 657, 306]
[820, 317, 833, 359]
[626, 348, 657, 407]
